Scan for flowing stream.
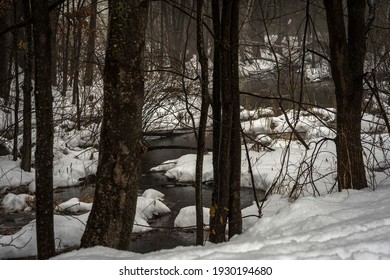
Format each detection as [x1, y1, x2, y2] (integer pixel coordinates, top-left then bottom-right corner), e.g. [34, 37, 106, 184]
[0, 133, 264, 254]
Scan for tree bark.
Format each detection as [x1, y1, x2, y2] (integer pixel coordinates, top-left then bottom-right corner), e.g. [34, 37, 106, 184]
[211, 0, 221, 205]
[323, 0, 367, 190]
[83, 0, 97, 86]
[228, 0, 242, 238]
[31, 0, 55, 259]
[210, 0, 235, 244]
[0, 5, 12, 105]
[20, 0, 32, 172]
[195, 0, 210, 246]
[49, 7, 59, 86]
[81, 0, 149, 250]
[72, 25, 82, 129]
[13, 0, 20, 161]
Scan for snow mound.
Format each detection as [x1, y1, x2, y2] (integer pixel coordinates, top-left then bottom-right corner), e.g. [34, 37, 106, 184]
[0, 157, 35, 190]
[55, 197, 92, 213]
[174, 206, 210, 228]
[2, 193, 34, 211]
[142, 188, 165, 200]
[151, 151, 276, 191]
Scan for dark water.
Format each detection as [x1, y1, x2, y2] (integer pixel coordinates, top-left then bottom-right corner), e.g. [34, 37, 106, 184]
[36, 134, 264, 254]
[135, 134, 263, 253]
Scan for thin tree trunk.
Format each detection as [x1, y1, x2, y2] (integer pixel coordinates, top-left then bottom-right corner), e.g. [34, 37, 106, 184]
[50, 8, 59, 86]
[61, 0, 70, 96]
[72, 26, 82, 129]
[13, 0, 20, 161]
[195, 0, 210, 246]
[21, 0, 33, 172]
[210, 0, 221, 241]
[32, 0, 55, 259]
[84, 0, 98, 86]
[0, 7, 12, 106]
[71, 4, 81, 105]
[228, 0, 242, 238]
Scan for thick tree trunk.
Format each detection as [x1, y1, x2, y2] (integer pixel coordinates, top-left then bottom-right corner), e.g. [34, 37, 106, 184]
[81, 0, 149, 250]
[324, 0, 367, 190]
[32, 0, 55, 260]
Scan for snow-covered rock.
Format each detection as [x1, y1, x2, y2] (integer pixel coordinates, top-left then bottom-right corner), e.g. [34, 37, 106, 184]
[2, 193, 34, 211]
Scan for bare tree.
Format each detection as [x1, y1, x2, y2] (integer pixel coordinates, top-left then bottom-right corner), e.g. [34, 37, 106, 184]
[209, 0, 241, 243]
[81, 0, 149, 250]
[323, 0, 368, 190]
[20, 0, 32, 172]
[0, 1, 12, 105]
[83, 0, 98, 87]
[194, 0, 209, 246]
[31, 0, 55, 259]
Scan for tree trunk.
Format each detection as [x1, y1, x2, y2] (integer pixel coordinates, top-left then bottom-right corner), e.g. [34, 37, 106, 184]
[83, 0, 97, 86]
[20, 0, 32, 172]
[71, 6, 81, 105]
[13, 0, 20, 161]
[323, 0, 367, 190]
[60, 0, 70, 96]
[50, 8, 59, 86]
[211, 0, 221, 218]
[72, 25, 82, 129]
[210, 0, 234, 244]
[228, 0, 242, 238]
[195, 0, 210, 246]
[81, 0, 149, 250]
[0, 7, 12, 105]
[31, 0, 55, 259]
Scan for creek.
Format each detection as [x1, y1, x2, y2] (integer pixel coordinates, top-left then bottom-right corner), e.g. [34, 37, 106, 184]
[66, 133, 262, 253]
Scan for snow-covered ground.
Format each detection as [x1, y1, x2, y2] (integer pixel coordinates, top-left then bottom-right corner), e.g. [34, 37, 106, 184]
[3, 180, 390, 260]
[2, 100, 390, 260]
[0, 189, 170, 259]
[53, 186, 390, 260]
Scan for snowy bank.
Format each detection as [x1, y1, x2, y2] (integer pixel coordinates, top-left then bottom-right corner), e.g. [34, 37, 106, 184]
[0, 189, 170, 259]
[55, 186, 390, 260]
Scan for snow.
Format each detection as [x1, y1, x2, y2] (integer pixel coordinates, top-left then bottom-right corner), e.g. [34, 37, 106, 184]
[6, 163, 389, 261]
[0, 156, 35, 190]
[2, 193, 34, 211]
[150, 140, 337, 193]
[0, 189, 171, 259]
[2, 68, 390, 262]
[53, 186, 390, 260]
[2, 99, 390, 260]
[174, 206, 210, 228]
[55, 197, 92, 213]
